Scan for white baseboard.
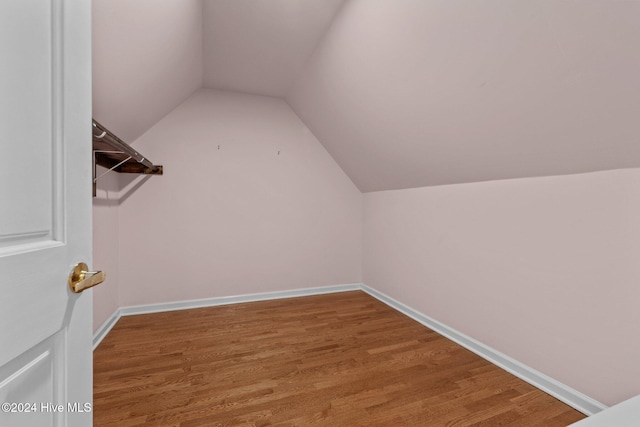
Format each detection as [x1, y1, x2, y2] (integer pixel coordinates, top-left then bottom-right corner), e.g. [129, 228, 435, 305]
[92, 282, 606, 416]
[359, 284, 607, 416]
[118, 283, 361, 317]
[93, 309, 122, 351]
[93, 283, 361, 349]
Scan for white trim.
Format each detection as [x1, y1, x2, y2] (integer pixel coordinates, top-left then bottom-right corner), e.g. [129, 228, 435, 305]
[118, 283, 361, 317]
[93, 284, 359, 349]
[359, 284, 607, 416]
[92, 308, 122, 350]
[91, 282, 607, 416]
[568, 395, 640, 426]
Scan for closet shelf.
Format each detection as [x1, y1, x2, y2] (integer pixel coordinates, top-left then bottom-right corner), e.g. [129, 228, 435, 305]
[92, 119, 163, 176]
[92, 119, 163, 197]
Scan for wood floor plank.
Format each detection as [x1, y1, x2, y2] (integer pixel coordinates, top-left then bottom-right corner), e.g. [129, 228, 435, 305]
[94, 291, 586, 426]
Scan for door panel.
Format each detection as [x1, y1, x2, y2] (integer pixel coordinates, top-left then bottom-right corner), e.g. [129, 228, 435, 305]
[0, 0, 93, 425]
[0, 333, 64, 427]
[0, 0, 55, 248]
[0, 0, 67, 367]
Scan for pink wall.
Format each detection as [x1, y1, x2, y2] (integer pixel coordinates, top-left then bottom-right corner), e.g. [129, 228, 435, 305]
[92, 168, 121, 331]
[363, 169, 640, 406]
[92, 0, 203, 331]
[116, 89, 362, 306]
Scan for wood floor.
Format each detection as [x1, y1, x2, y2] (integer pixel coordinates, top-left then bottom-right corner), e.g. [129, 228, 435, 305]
[94, 291, 586, 426]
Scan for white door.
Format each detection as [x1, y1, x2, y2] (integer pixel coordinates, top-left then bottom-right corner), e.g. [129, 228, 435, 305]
[0, 1, 93, 426]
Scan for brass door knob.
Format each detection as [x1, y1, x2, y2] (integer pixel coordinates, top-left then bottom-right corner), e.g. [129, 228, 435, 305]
[69, 262, 106, 293]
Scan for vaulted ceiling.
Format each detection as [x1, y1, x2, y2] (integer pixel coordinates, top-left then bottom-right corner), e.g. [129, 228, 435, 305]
[202, 0, 345, 97]
[93, 0, 640, 192]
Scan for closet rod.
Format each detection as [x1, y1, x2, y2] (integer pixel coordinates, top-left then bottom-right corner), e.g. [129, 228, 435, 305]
[92, 119, 160, 173]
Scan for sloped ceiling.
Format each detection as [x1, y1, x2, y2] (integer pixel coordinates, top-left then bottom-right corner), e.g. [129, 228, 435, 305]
[202, 0, 345, 97]
[287, 0, 640, 191]
[92, 0, 203, 143]
[92, 0, 343, 141]
[93, 0, 640, 192]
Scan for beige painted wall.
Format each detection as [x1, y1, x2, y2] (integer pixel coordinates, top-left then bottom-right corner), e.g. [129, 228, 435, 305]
[114, 89, 362, 307]
[92, 168, 121, 332]
[363, 169, 640, 406]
